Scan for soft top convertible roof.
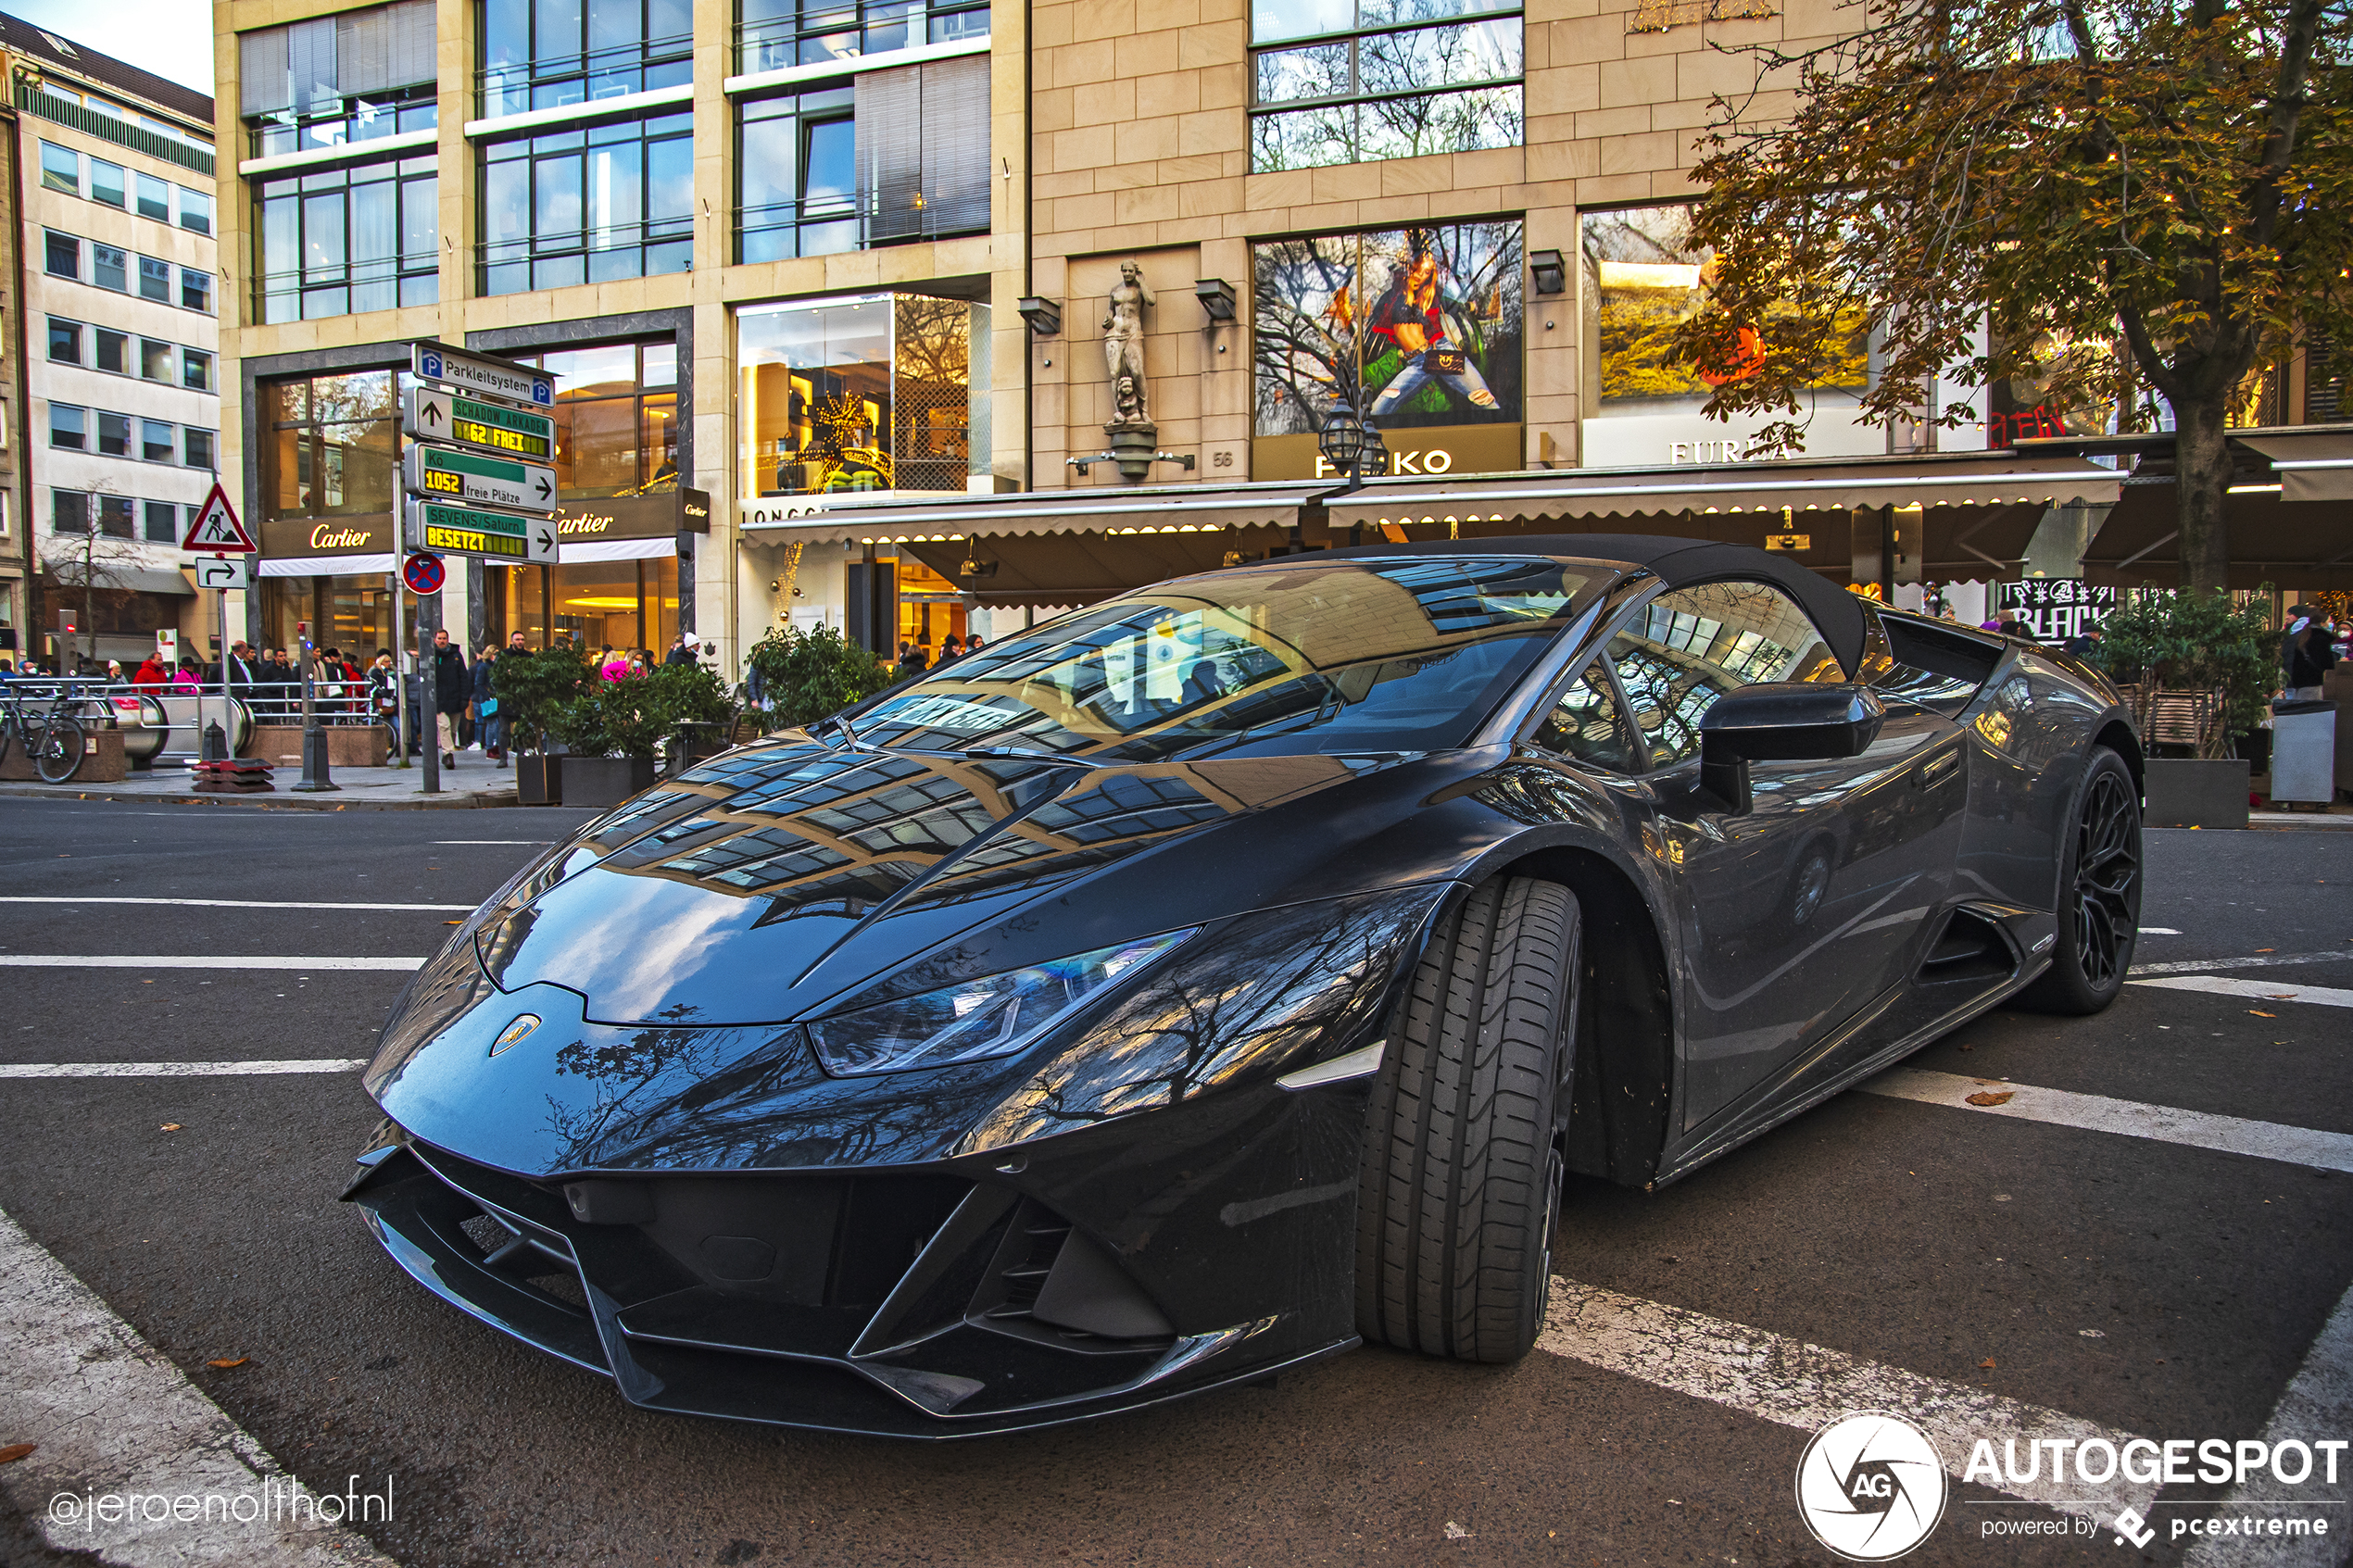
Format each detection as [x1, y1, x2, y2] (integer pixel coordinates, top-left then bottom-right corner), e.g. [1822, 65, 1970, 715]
[1303, 533, 1868, 677]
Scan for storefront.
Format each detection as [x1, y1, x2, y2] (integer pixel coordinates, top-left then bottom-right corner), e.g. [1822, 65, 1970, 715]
[485, 492, 698, 653]
[256, 367, 406, 657]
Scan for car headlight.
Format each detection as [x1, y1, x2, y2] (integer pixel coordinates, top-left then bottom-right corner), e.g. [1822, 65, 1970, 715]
[806, 930, 1198, 1077]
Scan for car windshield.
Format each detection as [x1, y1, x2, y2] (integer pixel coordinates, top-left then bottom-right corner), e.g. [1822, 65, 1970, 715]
[849, 556, 1596, 763]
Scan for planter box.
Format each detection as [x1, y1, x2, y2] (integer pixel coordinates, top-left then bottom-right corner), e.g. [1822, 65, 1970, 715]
[2145, 758, 2250, 829]
[556, 755, 656, 809]
[244, 724, 388, 769]
[516, 753, 562, 806]
[0, 726, 124, 783]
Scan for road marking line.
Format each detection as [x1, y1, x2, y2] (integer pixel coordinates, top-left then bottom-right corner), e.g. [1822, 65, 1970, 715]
[1860, 1068, 2353, 1173]
[0, 897, 471, 911]
[2130, 952, 2352, 977]
[432, 840, 548, 845]
[1540, 1278, 2157, 1524]
[2138, 927, 2182, 935]
[0, 956, 424, 971]
[0, 1203, 397, 1566]
[0, 1060, 368, 1079]
[2183, 1275, 2353, 1568]
[2130, 975, 2353, 1009]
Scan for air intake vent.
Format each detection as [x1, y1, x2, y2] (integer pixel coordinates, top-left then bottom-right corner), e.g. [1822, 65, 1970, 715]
[967, 1199, 1174, 1349]
[1919, 908, 2016, 985]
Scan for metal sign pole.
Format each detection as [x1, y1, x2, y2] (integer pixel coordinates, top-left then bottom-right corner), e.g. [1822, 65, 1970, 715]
[420, 601, 440, 795]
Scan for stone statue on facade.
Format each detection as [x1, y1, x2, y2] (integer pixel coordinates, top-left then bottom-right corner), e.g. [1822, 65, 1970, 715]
[1102, 261, 1155, 425]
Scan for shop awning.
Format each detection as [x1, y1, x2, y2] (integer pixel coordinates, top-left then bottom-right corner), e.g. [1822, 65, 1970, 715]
[897, 527, 1293, 607]
[735, 480, 1339, 544]
[558, 537, 677, 562]
[114, 567, 195, 596]
[259, 554, 395, 578]
[2079, 428, 2353, 589]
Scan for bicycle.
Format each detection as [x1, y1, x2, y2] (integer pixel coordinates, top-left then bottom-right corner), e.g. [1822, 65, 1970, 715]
[0, 683, 88, 784]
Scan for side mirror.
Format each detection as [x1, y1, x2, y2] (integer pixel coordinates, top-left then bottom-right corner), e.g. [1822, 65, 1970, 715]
[1694, 683, 1886, 812]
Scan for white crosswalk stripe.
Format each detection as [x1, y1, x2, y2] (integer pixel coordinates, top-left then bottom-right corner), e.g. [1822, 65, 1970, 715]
[0, 1060, 368, 1079]
[2130, 975, 2353, 1009]
[0, 956, 424, 972]
[0, 897, 470, 912]
[2130, 951, 2353, 976]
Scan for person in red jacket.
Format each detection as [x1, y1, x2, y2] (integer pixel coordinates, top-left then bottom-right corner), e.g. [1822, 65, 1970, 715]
[131, 655, 167, 691]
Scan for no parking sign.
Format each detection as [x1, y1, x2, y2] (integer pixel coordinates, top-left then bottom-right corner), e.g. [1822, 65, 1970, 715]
[402, 552, 447, 596]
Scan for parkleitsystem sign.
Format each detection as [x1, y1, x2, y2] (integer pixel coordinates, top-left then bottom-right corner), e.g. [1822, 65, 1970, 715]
[400, 341, 562, 568]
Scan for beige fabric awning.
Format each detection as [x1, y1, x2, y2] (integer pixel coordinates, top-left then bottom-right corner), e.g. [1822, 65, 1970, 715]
[2239, 432, 2353, 506]
[736, 481, 1336, 545]
[2082, 428, 2353, 588]
[1320, 452, 2123, 529]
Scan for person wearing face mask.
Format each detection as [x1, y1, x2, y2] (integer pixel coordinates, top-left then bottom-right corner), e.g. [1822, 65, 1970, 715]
[2284, 604, 2339, 701]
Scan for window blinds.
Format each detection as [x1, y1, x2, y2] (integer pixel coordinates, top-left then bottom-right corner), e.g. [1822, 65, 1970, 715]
[855, 56, 991, 244]
[239, 0, 434, 116]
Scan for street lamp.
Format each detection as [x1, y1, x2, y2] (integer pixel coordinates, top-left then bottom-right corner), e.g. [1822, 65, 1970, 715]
[1317, 411, 1387, 493]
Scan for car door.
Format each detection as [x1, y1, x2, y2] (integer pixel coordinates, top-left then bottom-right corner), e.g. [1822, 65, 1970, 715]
[1605, 580, 1969, 1129]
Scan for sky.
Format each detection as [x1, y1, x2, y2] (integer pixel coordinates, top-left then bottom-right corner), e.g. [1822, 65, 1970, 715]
[6, 0, 215, 94]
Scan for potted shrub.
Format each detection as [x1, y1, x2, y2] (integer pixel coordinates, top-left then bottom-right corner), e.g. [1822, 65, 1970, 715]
[2092, 586, 2279, 828]
[490, 645, 591, 806]
[645, 664, 738, 774]
[551, 672, 662, 809]
[743, 624, 895, 734]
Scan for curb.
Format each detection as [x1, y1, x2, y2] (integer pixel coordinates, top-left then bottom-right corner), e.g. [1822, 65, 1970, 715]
[0, 781, 527, 810]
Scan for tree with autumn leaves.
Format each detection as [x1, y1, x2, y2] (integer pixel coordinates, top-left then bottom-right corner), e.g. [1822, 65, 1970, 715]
[1671, 0, 2352, 591]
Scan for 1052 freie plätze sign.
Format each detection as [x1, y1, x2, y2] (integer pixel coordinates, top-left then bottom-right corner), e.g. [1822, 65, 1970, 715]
[402, 445, 557, 514]
[406, 499, 560, 564]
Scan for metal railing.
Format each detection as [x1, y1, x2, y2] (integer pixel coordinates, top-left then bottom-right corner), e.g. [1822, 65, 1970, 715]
[0, 676, 407, 768]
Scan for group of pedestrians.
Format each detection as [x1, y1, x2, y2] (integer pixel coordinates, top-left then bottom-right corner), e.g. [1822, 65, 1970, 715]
[890, 632, 985, 684]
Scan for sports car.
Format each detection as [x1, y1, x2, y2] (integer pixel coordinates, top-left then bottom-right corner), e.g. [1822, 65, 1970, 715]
[344, 535, 2145, 1437]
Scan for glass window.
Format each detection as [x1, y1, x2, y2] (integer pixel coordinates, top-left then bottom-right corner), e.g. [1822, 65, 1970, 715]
[183, 428, 217, 470]
[44, 231, 77, 280]
[255, 158, 437, 322]
[144, 499, 179, 544]
[736, 0, 989, 71]
[94, 329, 129, 374]
[264, 370, 402, 530]
[133, 173, 170, 222]
[99, 411, 133, 458]
[39, 141, 78, 194]
[88, 157, 125, 207]
[182, 348, 214, 392]
[738, 294, 991, 497]
[479, 114, 692, 295]
[499, 341, 680, 498]
[1250, 0, 1521, 171]
[140, 340, 173, 382]
[182, 267, 214, 313]
[479, 0, 694, 119]
[1606, 582, 1843, 770]
[1532, 662, 1636, 772]
[49, 404, 86, 450]
[736, 88, 862, 262]
[1252, 221, 1522, 479]
[138, 256, 172, 302]
[46, 319, 81, 365]
[92, 244, 127, 292]
[51, 489, 90, 533]
[178, 185, 214, 234]
[96, 495, 135, 538]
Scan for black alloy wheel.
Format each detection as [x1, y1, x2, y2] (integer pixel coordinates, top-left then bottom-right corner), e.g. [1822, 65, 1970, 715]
[2017, 746, 2141, 1013]
[1356, 875, 1580, 1363]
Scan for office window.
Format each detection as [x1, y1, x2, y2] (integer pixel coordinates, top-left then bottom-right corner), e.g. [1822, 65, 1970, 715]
[182, 268, 213, 313]
[1250, 0, 1522, 171]
[144, 499, 180, 544]
[89, 157, 126, 208]
[242, 2, 438, 157]
[736, 0, 990, 75]
[44, 231, 77, 280]
[99, 411, 133, 458]
[140, 340, 174, 382]
[92, 244, 127, 292]
[256, 156, 438, 322]
[183, 348, 215, 392]
[479, 0, 693, 118]
[133, 172, 171, 223]
[179, 186, 214, 234]
[97, 495, 135, 539]
[51, 490, 90, 534]
[736, 86, 854, 262]
[138, 256, 171, 302]
[95, 329, 129, 375]
[39, 141, 78, 194]
[184, 428, 218, 470]
[49, 404, 86, 450]
[143, 420, 176, 462]
[501, 340, 680, 497]
[480, 114, 691, 295]
[46, 319, 82, 365]
[262, 370, 401, 528]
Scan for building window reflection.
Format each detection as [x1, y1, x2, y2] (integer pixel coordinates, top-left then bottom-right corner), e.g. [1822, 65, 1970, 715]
[736, 293, 989, 497]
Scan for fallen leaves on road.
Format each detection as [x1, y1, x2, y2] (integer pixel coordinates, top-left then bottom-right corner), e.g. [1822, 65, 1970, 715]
[159, 1123, 181, 1132]
[1443, 1522, 1474, 1540]
[2080, 1329, 2107, 1338]
[444, 920, 462, 925]
[2256, 948, 2276, 953]
[2250, 1010, 2277, 1018]
[206, 1358, 248, 1370]
[1980, 1358, 1997, 1369]
[0, 1443, 34, 1464]
[1966, 1091, 2015, 1107]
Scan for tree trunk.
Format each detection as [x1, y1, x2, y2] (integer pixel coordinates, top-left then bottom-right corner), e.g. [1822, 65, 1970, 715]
[2174, 395, 2233, 595]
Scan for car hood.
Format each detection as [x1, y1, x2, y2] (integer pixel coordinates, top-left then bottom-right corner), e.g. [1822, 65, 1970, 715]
[468, 739, 1446, 1027]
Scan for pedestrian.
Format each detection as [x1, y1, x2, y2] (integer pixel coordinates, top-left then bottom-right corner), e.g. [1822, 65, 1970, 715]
[2065, 625, 2104, 660]
[367, 651, 400, 750]
[2284, 604, 2339, 700]
[937, 633, 964, 664]
[132, 654, 166, 691]
[172, 659, 203, 692]
[600, 646, 630, 681]
[664, 634, 696, 667]
[430, 627, 469, 767]
[472, 644, 505, 766]
[894, 641, 930, 682]
[965, 633, 986, 655]
[508, 630, 531, 656]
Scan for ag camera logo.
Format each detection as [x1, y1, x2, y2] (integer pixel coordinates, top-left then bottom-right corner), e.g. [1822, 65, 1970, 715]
[1796, 1411, 1949, 1561]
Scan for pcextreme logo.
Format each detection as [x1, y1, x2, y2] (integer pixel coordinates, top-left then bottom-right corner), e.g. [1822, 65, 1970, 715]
[1795, 1412, 1950, 1562]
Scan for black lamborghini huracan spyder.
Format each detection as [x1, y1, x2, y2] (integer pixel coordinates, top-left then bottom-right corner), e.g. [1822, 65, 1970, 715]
[345, 535, 2145, 1436]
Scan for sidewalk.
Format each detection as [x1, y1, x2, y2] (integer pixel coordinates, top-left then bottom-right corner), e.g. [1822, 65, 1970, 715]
[0, 756, 524, 809]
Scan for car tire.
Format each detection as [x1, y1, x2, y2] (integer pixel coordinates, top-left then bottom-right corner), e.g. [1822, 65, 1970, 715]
[1355, 874, 1579, 1363]
[2015, 746, 2142, 1015]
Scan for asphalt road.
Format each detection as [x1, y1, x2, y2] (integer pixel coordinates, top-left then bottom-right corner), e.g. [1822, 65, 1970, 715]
[0, 797, 2348, 1568]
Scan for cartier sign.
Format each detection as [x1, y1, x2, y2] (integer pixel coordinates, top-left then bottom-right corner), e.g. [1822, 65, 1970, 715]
[260, 514, 390, 558]
[552, 492, 695, 541]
